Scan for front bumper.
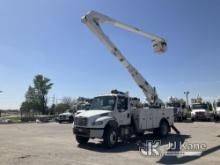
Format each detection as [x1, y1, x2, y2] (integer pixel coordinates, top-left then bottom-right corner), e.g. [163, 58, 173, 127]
[73, 127, 104, 138]
[59, 115, 70, 121]
[174, 113, 182, 118]
[192, 113, 212, 120]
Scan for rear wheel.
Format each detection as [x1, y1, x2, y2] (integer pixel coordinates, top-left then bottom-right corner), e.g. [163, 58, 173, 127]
[104, 127, 118, 148]
[153, 128, 159, 136]
[159, 120, 169, 137]
[76, 136, 89, 144]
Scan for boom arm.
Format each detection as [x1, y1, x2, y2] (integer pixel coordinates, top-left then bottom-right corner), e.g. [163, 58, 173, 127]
[81, 11, 167, 106]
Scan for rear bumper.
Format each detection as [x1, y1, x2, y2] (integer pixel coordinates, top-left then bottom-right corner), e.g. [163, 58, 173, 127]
[73, 127, 104, 138]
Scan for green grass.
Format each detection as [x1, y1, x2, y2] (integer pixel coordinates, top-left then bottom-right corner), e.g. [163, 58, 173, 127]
[0, 116, 21, 123]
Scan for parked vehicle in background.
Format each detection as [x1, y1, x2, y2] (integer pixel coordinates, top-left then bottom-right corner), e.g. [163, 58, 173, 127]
[58, 109, 74, 123]
[166, 97, 187, 122]
[213, 100, 220, 121]
[191, 97, 214, 121]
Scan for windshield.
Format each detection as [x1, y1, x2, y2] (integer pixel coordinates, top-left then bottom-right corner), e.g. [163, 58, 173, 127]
[192, 104, 208, 110]
[166, 103, 181, 108]
[90, 96, 116, 111]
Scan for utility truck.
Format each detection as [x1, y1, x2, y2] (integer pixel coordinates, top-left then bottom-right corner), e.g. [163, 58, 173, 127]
[73, 11, 178, 148]
[58, 109, 74, 123]
[213, 99, 220, 121]
[191, 97, 214, 121]
[166, 97, 187, 121]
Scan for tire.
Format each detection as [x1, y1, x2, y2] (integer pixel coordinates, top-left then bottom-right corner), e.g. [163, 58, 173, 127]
[103, 127, 118, 148]
[159, 120, 169, 137]
[69, 116, 74, 123]
[59, 120, 62, 124]
[136, 131, 145, 137]
[153, 128, 159, 136]
[76, 136, 89, 144]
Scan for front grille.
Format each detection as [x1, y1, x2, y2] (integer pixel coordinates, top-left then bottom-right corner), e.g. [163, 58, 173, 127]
[59, 115, 68, 120]
[74, 117, 88, 126]
[195, 112, 205, 118]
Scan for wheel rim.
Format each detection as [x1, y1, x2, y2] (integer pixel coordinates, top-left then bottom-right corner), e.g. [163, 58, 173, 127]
[110, 131, 117, 144]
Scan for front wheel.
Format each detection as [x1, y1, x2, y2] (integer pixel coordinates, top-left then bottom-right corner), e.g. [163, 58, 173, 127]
[69, 116, 74, 123]
[103, 127, 118, 148]
[76, 136, 89, 144]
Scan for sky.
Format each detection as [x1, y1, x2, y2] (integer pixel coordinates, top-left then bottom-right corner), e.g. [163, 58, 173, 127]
[0, 0, 220, 109]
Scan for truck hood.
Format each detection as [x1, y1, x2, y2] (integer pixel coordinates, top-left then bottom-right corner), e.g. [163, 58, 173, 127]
[59, 112, 72, 116]
[75, 110, 111, 118]
[216, 107, 220, 112]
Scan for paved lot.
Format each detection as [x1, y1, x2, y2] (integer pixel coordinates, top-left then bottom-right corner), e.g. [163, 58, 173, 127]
[0, 122, 219, 165]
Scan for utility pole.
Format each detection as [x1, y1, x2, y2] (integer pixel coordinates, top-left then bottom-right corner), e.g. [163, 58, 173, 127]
[184, 91, 190, 106]
[52, 94, 56, 105]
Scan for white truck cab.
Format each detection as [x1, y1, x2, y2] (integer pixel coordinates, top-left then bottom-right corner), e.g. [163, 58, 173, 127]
[166, 97, 187, 121]
[58, 109, 74, 123]
[191, 99, 214, 121]
[73, 90, 174, 148]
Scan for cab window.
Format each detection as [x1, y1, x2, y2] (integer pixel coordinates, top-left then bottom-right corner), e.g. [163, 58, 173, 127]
[117, 97, 128, 111]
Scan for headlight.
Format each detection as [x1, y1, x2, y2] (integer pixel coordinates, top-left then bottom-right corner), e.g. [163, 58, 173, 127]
[92, 121, 103, 126]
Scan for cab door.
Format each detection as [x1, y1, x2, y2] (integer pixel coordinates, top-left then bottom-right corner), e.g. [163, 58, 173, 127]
[116, 96, 131, 125]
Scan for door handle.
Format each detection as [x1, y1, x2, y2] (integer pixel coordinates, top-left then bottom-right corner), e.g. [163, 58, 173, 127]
[127, 113, 130, 118]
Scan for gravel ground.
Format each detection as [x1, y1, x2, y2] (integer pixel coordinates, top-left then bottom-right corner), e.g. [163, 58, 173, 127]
[0, 121, 219, 165]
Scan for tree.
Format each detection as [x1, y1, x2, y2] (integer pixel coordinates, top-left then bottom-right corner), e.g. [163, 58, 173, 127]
[20, 74, 53, 114]
[53, 97, 77, 114]
[25, 86, 39, 110]
[62, 97, 77, 108]
[54, 103, 70, 114]
[33, 75, 53, 114]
